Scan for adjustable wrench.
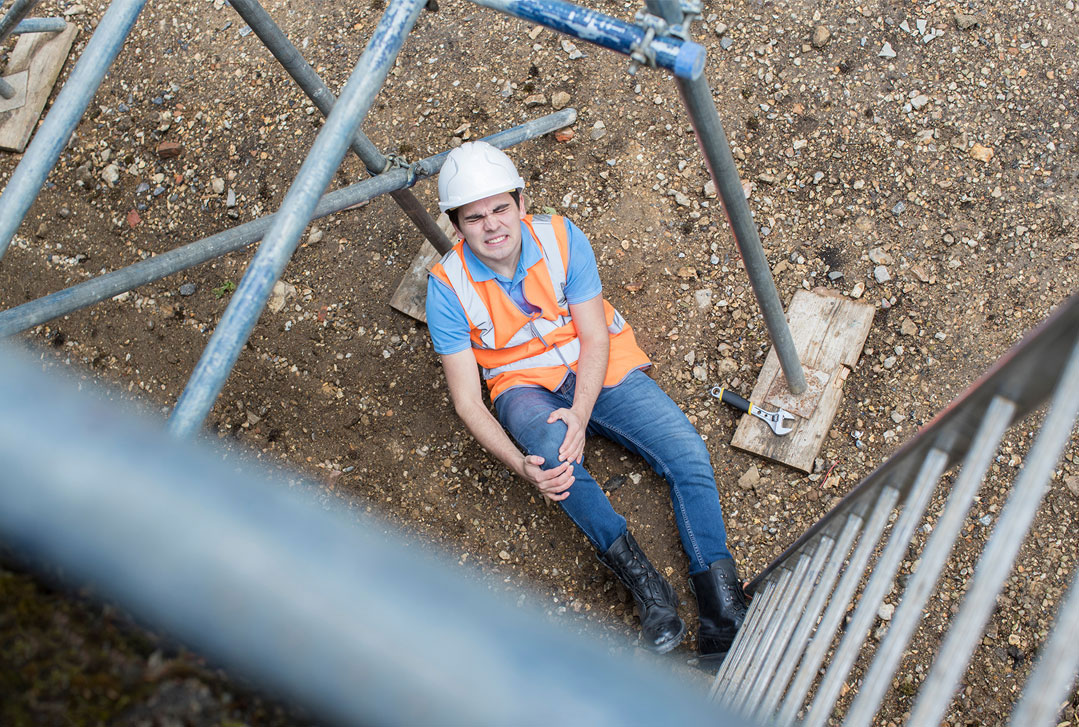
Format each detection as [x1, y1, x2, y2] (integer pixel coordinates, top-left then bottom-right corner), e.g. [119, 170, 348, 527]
[709, 386, 796, 436]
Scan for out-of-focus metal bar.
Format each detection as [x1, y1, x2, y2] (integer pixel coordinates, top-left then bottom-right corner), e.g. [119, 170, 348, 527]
[754, 514, 862, 722]
[844, 396, 1016, 727]
[731, 552, 812, 712]
[0, 343, 746, 727]
[775, 485, 900, 726]
[710, 576, 776, 701]
[0, 110, 576, 336]
[725, 565, 796, 707]
[11, 16, 66, 33]
[0, 0, 147, 258]
[910, 339, 1079, 727]
[740, 541, 831, 716]
[0, 0, 42, 99]
[803, 449, 949, 727]
[749, 294, 1079, 592]
[1008, 567, 1079, 727]
[166, 0, 425, 438]
[227, 0, 453, 255]
[467, 0, 706, 80]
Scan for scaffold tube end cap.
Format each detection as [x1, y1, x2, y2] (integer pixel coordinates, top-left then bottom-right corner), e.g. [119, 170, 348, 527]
[674, 41, 706, 80]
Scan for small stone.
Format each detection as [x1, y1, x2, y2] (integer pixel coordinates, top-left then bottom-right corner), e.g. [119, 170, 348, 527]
[912, 265, 931, 283]
[811, 25, 831, 48]
[901, 317, 918, 336]
[827, 270, 844, 282]
[916, 19, 928, 34]
[868, 247, 892, 265]
[307, 227, 323, 244]
[156, 141, 183, 159]
[590, 120, 606, 140]
[604, 474, 627, 492]
[35, 222, 48, 238]
[58, 206, 71, 219]
[694, 289, 713, 310]
[738, 466, 760, 490]
[969, 143, 994, 162]
[64, 4, 86, 15]
[554, 128, 574, 143]
[874, 265, 892, 283]
[179, 283, 197, 297]
[211, 177, 225, 194]
[523, 93, 547, 107]
[676, 266, 697, 279]
[102, 164, 120, 186]
[910, 94, 930, 109]
[268, 280, 297, 313]
[226, 188, 237, 208]
[498, 550, 511, 561]
[879, 42, 897, 58]
[1065, 475, 1079, 498]
[955, 13, 980, 30]
[126, 209, 141, 228]
[890, 411, 905, 424]
[692, 365, 708, 382]
[878, 603, 895, 621]
[720, 36, 733, 50]
[850, 281, 865, 299]
[703, 180, 716, 198]
[854, 215, 873, 233]
[892, 201, 906, 215]
[883, 356, 897, 369]
[551, 91, 571, 110]
[673, 191, 691, 207]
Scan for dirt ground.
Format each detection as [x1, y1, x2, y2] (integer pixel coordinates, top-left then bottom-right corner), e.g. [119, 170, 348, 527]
[2, 0, 1078, 723]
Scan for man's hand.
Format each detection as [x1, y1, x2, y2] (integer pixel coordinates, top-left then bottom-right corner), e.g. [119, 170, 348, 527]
[519, 454, 575, 501]
[547, 407, 588, 464]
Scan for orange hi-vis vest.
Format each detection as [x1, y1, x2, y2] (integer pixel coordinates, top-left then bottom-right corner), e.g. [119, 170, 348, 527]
[429, 214, 650, 400]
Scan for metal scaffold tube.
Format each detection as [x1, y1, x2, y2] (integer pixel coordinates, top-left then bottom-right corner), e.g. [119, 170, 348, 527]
[0, 0, 43, 99]
[910, 338, 1079, 727]
[166, 0, 427, 438]
[11, 16, 67, 33]
[843, 396, 1016, 727]
[803, 448, 949, 727]
[227, 0, 454, 255]
[0, 343, 744, 727]
[641, 0, 805, 393]
[468, 0, 705, 80]
[0, 0, 148, 258]
[776, 485, 899, 725]
[0, 110, 576, 336]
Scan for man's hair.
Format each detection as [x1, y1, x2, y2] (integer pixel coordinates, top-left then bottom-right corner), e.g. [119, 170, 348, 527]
[447, 189, 521, 230]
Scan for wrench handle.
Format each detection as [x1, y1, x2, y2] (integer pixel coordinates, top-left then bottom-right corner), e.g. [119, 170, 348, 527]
[713, 387, 752, 414]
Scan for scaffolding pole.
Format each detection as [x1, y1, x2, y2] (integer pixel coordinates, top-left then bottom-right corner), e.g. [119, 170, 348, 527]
[0, 0, 147, 258]
[641, 0, 806, 393]
[0, 110, 576, 336]
[0, 0, 43, 99]
[166, 0, 428, 438]
[227, 0, 453, 255]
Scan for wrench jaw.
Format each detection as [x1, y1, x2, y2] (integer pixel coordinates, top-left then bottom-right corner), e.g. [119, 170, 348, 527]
[751, 407, 796, 436]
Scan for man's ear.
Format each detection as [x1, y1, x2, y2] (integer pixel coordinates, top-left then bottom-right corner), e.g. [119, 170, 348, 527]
[518, 192, 529, 219]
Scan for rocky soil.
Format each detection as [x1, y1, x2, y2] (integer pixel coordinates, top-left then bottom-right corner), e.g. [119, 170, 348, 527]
[1, 0, 1078, 724]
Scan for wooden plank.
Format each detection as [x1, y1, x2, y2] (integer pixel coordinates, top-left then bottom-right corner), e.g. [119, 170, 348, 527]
[731, 288, 874, 472]
[0, 23, 78, 153]
[389, 212, 456, 322]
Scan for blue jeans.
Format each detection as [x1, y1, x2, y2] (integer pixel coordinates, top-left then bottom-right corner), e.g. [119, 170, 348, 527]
[494, 369, 733, 575]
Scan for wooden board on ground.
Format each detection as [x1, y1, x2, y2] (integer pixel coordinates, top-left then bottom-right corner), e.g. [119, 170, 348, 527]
[731, 288, 874, 472]
[0, 23, 78, 153]
[389, 212, 456, 322]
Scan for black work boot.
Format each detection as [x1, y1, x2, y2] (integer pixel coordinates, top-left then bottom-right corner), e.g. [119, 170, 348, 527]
[690, 558, 749, 662]
[598, 532, 686, 654]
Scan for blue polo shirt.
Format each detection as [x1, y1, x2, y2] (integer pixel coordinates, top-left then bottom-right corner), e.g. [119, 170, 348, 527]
[426, 217, 602, 355]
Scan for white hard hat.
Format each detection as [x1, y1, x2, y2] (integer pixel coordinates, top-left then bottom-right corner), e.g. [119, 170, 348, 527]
[438, 141, 526, 213]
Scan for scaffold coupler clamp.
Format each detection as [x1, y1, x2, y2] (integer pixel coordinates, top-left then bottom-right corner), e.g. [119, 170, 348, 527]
[627, 14, 663, 76]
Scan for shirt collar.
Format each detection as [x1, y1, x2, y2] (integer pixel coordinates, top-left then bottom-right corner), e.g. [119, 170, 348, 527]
[460, 220, 541, 285]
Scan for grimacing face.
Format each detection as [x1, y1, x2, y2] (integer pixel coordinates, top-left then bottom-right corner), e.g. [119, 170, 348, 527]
[452, 192, 527, 277]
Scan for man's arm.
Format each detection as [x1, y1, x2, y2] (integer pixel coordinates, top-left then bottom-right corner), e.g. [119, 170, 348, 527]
[440, 348, 576, 501]
[546, 293, 610, 465]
